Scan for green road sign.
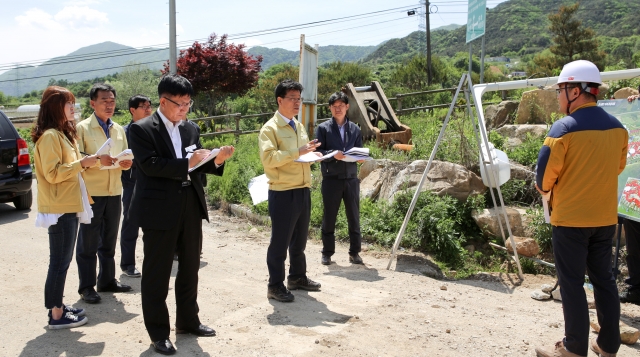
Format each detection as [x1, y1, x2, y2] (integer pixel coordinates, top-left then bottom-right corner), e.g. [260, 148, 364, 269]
[466, 0, 486, 43]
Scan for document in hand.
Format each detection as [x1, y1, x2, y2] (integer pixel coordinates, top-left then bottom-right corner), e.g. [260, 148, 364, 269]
[95, 138, 114, 156]
[100, 149, 134, 170]
[341, 147, 372, 162]
[294, 150, 338, 163]
[248, 174, 269, 205]
[188, 148, 220, 173]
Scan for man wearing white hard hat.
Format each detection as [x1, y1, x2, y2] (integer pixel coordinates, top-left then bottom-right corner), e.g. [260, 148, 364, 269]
[535, 60, 627, 357]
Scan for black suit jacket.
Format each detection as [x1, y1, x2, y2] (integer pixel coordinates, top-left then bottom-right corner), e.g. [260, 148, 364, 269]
[315, 117, 362, 179]
[128, 112, 223, 230]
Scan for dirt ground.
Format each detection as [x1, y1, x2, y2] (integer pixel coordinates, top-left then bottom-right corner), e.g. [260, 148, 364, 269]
[1, 188, 639, 356]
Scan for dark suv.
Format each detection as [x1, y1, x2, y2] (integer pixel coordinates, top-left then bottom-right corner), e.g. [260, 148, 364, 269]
[0, 110, 32, 210]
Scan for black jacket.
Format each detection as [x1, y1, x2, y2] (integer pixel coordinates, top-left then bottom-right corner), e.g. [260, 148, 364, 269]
[315, 117, 362, 179]
[128, 112, 223, 230]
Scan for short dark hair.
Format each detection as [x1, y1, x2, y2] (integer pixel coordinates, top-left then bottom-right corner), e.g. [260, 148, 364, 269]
[158, 74, 194, 97]
[128, 94, 151, 110]
[328, 92, 349, 106]
[274, 79, 303, 105]
[90, 83, 116, 100]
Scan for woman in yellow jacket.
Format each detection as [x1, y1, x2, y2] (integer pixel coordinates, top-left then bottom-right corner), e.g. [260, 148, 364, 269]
[32, 86, 99, 329]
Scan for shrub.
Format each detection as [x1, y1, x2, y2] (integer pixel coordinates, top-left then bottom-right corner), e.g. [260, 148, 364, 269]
[507, 133, 545, 167]
[526, 205, 553, 253]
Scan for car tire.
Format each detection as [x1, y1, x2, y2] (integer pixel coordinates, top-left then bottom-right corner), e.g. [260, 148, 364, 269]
[13, 189, 32, 210]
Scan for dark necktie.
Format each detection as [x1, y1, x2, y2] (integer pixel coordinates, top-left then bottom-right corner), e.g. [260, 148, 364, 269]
[289, 120, 296, 132]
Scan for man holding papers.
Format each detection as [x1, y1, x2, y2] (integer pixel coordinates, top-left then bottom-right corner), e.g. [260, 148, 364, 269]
[315, 91, 365, 265]
[259, 79, 322, 303]
[128, 74, 233, 355]
[76, 83, 133, 304]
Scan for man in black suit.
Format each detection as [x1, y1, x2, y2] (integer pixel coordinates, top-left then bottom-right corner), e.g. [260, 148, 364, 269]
[128, 74, 234, 355]
[315, 91, 364, 266]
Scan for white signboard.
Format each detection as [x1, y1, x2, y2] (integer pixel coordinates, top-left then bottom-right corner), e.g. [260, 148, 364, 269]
[298, 34, 319, 136]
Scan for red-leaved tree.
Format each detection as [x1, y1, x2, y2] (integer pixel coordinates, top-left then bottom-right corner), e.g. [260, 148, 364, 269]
[163, 33, 262, 116]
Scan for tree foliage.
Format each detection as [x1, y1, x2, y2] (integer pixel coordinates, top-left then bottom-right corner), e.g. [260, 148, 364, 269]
[167, 33, 263, 116]
[531, 2, 606, 75]
[110, 63, 160, 110]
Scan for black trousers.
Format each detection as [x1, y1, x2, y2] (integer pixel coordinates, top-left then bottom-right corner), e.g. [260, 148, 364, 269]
[622, 219, 640, 290]
[76, 195, 121, 293]
[552, 225, 620, 356]
[141, 185, 202, 342]
[267, 188, 310, 286]
[321, 178, 361, 256]
[120, 182, 139, 270]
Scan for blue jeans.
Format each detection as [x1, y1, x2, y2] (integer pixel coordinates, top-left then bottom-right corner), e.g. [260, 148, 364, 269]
[44, 213, 79, 309]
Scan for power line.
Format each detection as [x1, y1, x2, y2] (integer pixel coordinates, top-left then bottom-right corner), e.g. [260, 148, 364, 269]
[0, 15, 416, 84]
[0, 4, 418, 71]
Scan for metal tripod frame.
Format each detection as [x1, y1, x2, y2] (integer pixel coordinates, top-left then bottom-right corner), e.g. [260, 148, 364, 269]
[386, 73, 524, 279]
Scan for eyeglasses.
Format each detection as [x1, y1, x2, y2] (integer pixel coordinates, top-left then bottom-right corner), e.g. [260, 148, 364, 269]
[330, 104, 347, 110]
[556, 86, 577, 95]
[137, 104, 153, 110]
[283, 97, 302, 103]
[163, 97, 193, 109]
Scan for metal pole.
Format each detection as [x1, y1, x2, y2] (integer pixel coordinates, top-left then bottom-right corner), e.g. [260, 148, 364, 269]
[468, 43, 473, 79]
[480, 34, 486, 84]
[426, 1, 432, 85]
[169, 0, 177, 74]
[387, 74, 468, 270]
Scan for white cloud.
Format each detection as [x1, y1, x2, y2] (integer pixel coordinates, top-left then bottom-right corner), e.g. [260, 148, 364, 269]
[54, 6, 109, 30]
[176, 24, 185, 34]
[15, 8, 64, 31]
[63, 0, 103, 5]
[242, 38, 263, 48]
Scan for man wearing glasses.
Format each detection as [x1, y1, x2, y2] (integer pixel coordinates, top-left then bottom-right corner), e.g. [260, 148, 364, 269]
[258, 79, 323, 302]
[119, 95, 153, 278]
[535, 60, 627, 357]
[128, 74, 234, 355]
[315, 91, 364, 266]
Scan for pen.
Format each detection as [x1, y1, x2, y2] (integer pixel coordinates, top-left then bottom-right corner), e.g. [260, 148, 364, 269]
[80, 151, 91, 156]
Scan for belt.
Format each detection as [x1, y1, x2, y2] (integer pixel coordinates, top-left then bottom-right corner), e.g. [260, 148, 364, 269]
[181, 181, 192, 187]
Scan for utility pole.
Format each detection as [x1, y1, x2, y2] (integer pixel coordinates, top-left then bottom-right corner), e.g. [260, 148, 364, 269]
[426, 1, 432, 85]
[169, 0, 177, 74]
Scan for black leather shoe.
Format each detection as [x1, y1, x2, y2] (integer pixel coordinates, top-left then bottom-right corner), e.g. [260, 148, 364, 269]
[349, 253, 364, 265]
[152, 339, 176, 355]
[321, 255, 331, 265]
[267, 285, 294, 302]
[620, 288, 640, 305]
[79, 287, 101, 304]
[122, 266, 141, 278]
[175, 324, 216, 337]
[287, 277, 321, 291]
[97, 280, 132, 293]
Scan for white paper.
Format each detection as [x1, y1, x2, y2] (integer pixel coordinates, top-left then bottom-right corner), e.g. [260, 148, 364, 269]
[248, 174, 269, 205]
[341, 147, 372, 162]
[95, 138, 113, 156]
[100, 149, 134, 170]
[542, 192, 551, 223]
[188, 148, 220, 173]
[294, 150, 338, 163]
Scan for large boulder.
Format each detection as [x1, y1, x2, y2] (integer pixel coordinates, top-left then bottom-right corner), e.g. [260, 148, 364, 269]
[495, 124, 548, 150]
[505, 236, 540, 257]
[484, 100, 519, 129]
[590, 317, 640, 345]
[359, 160, 406, 200]
[613, 87, 639, 100]
[515, 89, 561, 124]
[375, 160, 486, 202]
[471, 206, 530, 237]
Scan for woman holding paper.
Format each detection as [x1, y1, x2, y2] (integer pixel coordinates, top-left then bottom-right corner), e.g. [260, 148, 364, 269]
[31, 86, 99, 329]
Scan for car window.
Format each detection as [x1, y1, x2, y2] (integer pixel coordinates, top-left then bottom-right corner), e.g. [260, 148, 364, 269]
[0, 111, 11, 138]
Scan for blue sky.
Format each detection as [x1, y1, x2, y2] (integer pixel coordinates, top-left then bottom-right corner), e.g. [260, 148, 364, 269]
[1, 0, 507, 69]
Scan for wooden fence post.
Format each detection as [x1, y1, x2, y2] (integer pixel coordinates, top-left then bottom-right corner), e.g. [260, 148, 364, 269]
[234, 114, 241, 144]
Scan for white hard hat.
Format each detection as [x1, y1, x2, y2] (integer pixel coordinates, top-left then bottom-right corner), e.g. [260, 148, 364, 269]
[557, 60, 602, 85]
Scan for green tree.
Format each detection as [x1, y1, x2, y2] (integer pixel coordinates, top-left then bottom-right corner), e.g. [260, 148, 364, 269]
[0, 91, 5, 104]
[110, 63, 160, 111]
[531, 2, 606, 74]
